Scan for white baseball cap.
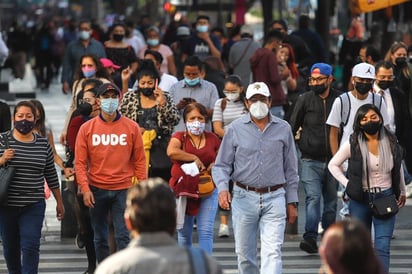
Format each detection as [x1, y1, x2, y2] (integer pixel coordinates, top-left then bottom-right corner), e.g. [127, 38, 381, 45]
[246, 82, 270, 99]
[352, 63, 375, 79]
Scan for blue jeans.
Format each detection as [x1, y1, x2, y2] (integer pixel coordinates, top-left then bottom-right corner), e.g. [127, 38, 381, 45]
[89, 186, 130, 263]
[270, 106, 284, 119]
[300, 159, 338, 240]
[231, 185, 286, 274]
[178, 188, 218, 255]
[0, 200, 45, 274]
[349, 188, 396, 272]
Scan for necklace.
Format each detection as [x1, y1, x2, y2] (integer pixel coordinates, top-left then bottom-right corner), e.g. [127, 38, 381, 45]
[188, 134, 203, 149]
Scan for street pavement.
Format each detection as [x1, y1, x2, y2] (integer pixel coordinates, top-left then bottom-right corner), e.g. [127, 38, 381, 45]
[1, 80, 412, 274]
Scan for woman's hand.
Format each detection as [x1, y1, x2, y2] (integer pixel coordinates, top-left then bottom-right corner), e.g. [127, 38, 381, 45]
[194, 157, 206, 172]
[121, 66, 132, 82]
[56, 201, 65, 221]
[0, 148, 14, 165]
[154, 86, 166, 107]
[397, 195, 406, 208]
[63, 167, 74, 180]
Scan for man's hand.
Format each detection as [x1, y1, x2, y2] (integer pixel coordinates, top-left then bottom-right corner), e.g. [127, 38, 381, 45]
[83, 191, 95, 208]
[286, 203, 298, 224]
[398, 195, 406, 208]
[218, 191, 231, 211]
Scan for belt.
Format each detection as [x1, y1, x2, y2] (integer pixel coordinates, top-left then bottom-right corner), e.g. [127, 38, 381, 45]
[235, 182, 284, 194]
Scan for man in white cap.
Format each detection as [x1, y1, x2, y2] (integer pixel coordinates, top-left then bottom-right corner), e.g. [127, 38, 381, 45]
[326, 62, 389, 217]
[212, 82, 299, 274]
[228, 25, 260, 87]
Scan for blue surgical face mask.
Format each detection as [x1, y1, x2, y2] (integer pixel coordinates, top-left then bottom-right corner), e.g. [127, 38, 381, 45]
[184, 77, 200, 87]
[147, 39, 159, 46]
[100, 98, 118, 115]
[196, 25, 208, 33]
[82, 68, 96, 78]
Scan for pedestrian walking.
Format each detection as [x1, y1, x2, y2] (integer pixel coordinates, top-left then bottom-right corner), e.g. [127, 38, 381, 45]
[212, 82, 299, 274]
[75, 82, 147, 263]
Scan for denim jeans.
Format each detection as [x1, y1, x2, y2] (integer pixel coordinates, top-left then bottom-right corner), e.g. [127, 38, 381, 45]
[0, 200, 45, 274]
[178, 188, 218, 255]
[89, 186, 130, 263]
[269, 106, 285, 119]
[300, 159, 338, 240]
[231, 185, 286, 274]
[349, 188, 396, 272]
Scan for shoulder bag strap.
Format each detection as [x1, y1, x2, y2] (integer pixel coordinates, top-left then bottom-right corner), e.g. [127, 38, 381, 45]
[231, 39, 254, 70]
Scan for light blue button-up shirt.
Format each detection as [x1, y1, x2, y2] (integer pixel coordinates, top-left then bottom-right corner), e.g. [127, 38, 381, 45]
[212, 113, 299, 203]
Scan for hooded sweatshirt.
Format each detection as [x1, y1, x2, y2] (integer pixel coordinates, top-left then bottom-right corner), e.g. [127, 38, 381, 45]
[250, 47, 286, 106]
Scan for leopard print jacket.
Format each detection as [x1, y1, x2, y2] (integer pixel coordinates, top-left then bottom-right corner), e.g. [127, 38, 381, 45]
[119, 91, 180, 136]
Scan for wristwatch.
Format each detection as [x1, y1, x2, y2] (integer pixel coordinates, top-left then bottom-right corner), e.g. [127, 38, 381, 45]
[288, 202, 298, 208]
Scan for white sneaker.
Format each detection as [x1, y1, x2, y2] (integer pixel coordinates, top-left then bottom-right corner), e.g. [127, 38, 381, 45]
[218, 224, 229, 238]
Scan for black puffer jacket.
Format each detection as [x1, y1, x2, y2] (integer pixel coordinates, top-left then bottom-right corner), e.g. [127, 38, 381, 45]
[346, 130, 402, 202]
[289, 88, 342, 162]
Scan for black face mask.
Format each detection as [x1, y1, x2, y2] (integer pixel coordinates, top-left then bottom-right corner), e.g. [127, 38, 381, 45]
[395, 57, 407, 67]
[14, 119, 35, 135]
[78, 102, 93, 116]
[355, 82, 372, 95]
[139, 88, 154, 97]
[113, 34, 124, 42]
[377, 80, 393, 90]
[310, 84, 328, 95]
[361, 121, 382, 135]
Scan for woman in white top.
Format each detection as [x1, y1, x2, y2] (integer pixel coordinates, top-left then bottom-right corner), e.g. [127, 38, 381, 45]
[328, 104, 406, 272]
[212, 75, 247, 237]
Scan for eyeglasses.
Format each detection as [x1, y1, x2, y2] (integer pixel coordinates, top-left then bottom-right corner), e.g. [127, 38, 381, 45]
[248, 97, 268, 103]
[79, 97, 95, 104]
[309, 76, 328, 83]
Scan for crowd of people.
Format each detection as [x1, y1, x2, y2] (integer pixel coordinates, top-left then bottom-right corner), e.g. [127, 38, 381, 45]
[0, 12, 412, 274]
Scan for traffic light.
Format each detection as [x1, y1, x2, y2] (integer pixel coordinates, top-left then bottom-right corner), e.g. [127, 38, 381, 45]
[164, 2, 176, 14]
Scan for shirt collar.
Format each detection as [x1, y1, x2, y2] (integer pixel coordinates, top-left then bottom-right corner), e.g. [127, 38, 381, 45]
[99, 111, 121, 122]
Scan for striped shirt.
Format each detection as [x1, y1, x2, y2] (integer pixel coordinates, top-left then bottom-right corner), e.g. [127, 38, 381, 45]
[0, 131, 59, 207]
[212, 99, 247, 128]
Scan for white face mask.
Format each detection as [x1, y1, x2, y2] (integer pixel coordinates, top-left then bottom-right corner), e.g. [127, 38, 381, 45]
[249, 101, 269, 120]
[224, 92, 240, 101]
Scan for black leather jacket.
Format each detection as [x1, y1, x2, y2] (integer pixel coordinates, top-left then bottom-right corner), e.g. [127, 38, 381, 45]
[289, 88, 342, 162]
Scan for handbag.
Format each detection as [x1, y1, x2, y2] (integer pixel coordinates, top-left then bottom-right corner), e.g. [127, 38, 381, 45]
[370, 194, 398, 219]
[365, 159, 398, 219]
[0, 133, 16, 205]
[198, 170, 215, 198]
[149, 135, 172, 170]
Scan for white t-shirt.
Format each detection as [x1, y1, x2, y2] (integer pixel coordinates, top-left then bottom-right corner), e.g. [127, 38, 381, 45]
[212, 99, 247, 127]
[326, 91, 389, 147]
[132, 73, 178, 92]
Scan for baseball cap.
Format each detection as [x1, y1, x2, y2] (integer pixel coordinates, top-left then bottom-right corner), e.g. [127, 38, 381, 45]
[100, 58, 120, 70]
[352, 63, 375, 79]
[246, 82, 270, 99]
[96, 82, 121, 97]
[177, 26, 190, 36]
[311, 63, 333, 76]
[240, 25, 253, 36]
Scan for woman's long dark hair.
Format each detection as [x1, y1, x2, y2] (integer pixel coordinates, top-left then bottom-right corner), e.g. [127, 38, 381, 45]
[352, 103, 392, 177]
[30, 99, 46, 137]
[73, 54, 110, 82]
[135, 59, 160, 83]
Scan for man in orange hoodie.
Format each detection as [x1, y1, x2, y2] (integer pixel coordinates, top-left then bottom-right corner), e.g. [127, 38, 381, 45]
[75, 82, 147, 263]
